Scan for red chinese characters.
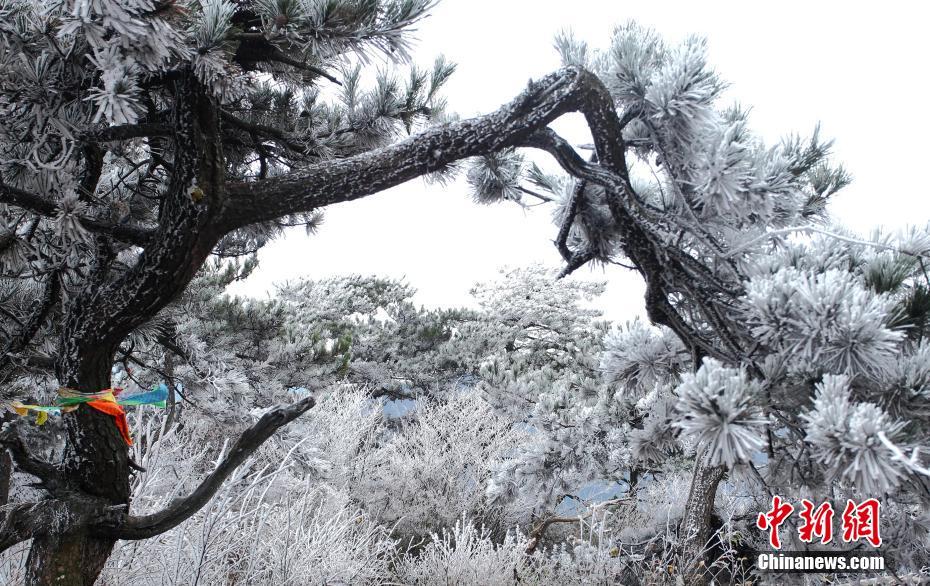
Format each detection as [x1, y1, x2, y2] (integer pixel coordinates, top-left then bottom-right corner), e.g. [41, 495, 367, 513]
[798, 499, 834, 544]
[841, 498, 882, 547]
[756, 497, 882, 548]
[756, 495, 794, 549]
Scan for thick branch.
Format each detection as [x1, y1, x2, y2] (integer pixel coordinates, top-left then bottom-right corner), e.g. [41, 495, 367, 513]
[220, 66, 615, 228]
[0, 501, 71, 553]
[524, 128, 734, 360]
[21, 353, 56, 371]
[557, 249, 595, 279]
[555, 178, 584, 263]
[57, 72, 227, 386]
[0, 425, 67, 495]
[0, 493, 125, 553]
[78, 144, 104, 200]
[522, 129, 661, 225]
[106, 395, 315, 540]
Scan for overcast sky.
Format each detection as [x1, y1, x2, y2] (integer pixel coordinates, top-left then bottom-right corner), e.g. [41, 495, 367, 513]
[230, 1, 930, 321]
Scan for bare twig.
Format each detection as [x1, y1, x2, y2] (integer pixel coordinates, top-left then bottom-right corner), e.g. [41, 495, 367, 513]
[524, 496, 632, 554]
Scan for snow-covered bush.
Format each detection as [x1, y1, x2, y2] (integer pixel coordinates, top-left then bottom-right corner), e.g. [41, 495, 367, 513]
[365, 391, 529, 538]
[99, 405, 396, 586]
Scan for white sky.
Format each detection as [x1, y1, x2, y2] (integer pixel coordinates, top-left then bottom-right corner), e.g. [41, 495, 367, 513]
[230, 0, 930, 322]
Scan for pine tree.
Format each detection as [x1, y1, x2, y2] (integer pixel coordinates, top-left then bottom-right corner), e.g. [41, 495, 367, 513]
[3, 2, 926, 583]
[483, 26, 930, 581]
[0, 0, 624, 580]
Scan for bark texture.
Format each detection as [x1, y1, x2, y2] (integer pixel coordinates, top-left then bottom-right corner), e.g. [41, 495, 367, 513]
[21, 71, 229, 586]
[679, 461, 727, 584]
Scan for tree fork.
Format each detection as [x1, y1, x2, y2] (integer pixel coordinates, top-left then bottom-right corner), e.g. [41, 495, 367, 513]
[23, 69, 229, 586]
[5, 65, 736, 583]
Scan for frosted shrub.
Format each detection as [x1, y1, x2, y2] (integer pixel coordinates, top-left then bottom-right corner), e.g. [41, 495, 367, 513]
[365, 391, 528, 538]
[276, 385, 385, 491]
[394, 518, 533, 585]
[98, 414, 394, 586]
[395, 512, 632, 585]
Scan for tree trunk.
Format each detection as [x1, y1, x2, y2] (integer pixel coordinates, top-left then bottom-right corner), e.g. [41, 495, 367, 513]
[679, 459, 726, 584]
[24, 527, 114, 586]
[0, 446, 11, 507]
[22, 72, 221, 585]
[25, 352, 128, 586]
[0, 412, 13, 507]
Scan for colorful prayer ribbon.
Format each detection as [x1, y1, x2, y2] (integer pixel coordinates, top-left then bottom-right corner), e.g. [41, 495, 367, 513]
[7, 383, 169, 446]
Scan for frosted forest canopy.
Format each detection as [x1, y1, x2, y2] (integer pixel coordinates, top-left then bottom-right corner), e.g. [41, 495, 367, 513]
[0, 1, 929, 584]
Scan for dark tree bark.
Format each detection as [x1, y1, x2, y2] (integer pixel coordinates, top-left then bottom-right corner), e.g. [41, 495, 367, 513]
[674, 348, 733, 584]
[21, 70, 230, 586]
[5, 66, 618, 585]
[24, 393, 129, 585]
[679, 461, 727, 584]
[0, 453, 10, 507]
[0, 414, 11, 507]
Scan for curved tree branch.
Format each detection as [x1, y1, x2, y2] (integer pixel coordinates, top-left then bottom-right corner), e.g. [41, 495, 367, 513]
[0, 493, 124, 554]
[217, 66, 741, 364]
[103, 394, 316, 540]
[523, 129, 735, 361]
[219, 66, 621, 229]
[0, 500, 75, 553]
[0, 424, 68, 496]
